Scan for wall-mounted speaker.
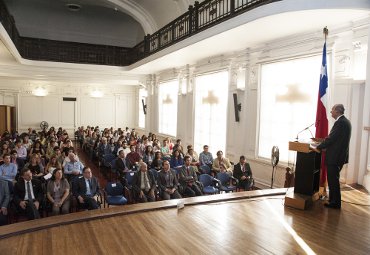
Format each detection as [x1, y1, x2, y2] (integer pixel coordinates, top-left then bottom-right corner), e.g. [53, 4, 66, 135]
[233, 93, 241, 122]
[142, 99, 147, 115]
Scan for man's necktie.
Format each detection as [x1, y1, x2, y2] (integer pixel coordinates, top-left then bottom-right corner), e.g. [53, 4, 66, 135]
[26, 181, 33, 201]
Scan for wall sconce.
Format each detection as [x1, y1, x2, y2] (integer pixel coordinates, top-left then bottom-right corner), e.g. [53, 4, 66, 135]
[33, 87, 48, 97]
[162, 94, 173, 104]
[91, 89, 104, 98]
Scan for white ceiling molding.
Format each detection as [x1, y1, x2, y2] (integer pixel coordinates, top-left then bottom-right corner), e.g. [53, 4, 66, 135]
[107, 0, 158, 34]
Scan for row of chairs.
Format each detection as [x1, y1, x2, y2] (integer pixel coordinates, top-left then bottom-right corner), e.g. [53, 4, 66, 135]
[102, 168, 241, 208]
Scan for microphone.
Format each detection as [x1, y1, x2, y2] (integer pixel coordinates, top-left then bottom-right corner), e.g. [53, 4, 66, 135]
[295, 123, 315, 140]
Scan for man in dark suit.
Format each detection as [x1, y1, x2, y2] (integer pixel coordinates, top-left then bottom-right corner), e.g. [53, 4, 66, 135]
[13, 168, 43, 219]
[73, 167, 101, 210]
[115, 149, 127, 178]
[233, 155, 254, 191]
[132, 162, 156, 202]
[314, 104, 351, 209]
[0, 179, 10, 225]
[158, 160, 182, 200]
[179, 156, 203, 197]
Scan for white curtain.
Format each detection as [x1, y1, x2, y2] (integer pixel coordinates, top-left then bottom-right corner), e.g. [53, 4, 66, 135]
[194, 71, 229, 156]
[259, 55, 322, 162]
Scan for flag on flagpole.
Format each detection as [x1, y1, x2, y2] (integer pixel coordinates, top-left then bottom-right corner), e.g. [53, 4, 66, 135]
[315, 42, 329, 188]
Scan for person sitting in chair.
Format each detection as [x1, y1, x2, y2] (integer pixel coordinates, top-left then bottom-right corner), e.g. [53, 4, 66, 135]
[73, 167, 100, 210]
[0, 179, 10, 225]
[179, 156, 202, 197]
[158, 160, 182, 200]
[212, 150, 233, 176]
[233, 155, 254, 191]
[132, 162, 156, 203]
[13, 168, 43, 220]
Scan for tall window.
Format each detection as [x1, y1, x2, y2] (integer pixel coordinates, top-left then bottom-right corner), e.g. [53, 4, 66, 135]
[138, 89, 147, 128]
[158, 80, 178, 136]
[258, 55, 323, 162]
[194, 71, 229, 156]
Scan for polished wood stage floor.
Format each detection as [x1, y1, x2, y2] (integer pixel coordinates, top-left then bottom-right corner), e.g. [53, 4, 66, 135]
[0, 185, 369, 255]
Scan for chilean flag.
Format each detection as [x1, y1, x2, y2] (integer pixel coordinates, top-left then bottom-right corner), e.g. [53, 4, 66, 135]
[315, 42, 329, 187]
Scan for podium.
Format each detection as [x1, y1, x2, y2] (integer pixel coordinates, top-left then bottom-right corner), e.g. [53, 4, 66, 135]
[285, 141, 321, 209]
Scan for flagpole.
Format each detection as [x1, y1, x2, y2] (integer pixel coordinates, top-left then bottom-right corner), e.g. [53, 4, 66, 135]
[323, 26, 328, 42]
[317, 26, 330, 198]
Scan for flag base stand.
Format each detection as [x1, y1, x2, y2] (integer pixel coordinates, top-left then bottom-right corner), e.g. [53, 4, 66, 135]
[284, 188, 320, 210]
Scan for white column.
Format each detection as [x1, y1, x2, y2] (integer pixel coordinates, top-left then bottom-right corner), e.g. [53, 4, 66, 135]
[359, 25, 370, 191]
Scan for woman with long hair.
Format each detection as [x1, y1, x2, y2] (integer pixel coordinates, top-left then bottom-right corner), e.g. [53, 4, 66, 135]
[46, 168, 70, 215]
[45, 154, 62, 174]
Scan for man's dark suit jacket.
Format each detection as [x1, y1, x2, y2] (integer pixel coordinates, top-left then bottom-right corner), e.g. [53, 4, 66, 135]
[317, 115, 351, 167]
[115, 157, 126, 173]
[233, 162, 253, 181]
[132, 170, 156, 194]
[73, 176, 100, 199]
[13, 178, 44, 205]
[158, 169, 178, 192]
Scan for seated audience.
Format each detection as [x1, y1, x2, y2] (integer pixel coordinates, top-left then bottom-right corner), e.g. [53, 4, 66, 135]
[10, 149, 25, 172]
[22, 135, 33, 151]
[199, 145, 213, 169]
[46, 168, 70, 215]
[62, 147, 79, 167]
[0, 154, 17, 183]
[115, 149, 127, 177]
[13, 168, 43, 220]
[170, 149, 184, 170]
[0, 179, 10, 225]
[132, 162, 156, 203]
[143, 145, 155, 166]
[233, 156, 254, 191]
[45, 155, 62, 174]
[98, 137, 112, 160]
[15, 140, 27, 161]
[64, 153, 84, 180]
[0, 142, 11, 158]
[186, 146, 200, 169]
[24, 154, 44, 178]
[73, 167, 100, 210]
[29, 140, 45, 157]
[161, 139, 171, 159]
[158, 160, 182, 200]
[172, 139, 184, 157]
[212, 150, 233, 175]
[54, 146, 65, 166]
[135, 140, 145, 157]
[151, 151, 163, 171]
[126, 145, 142, 170]
[45, 139, 58, 160]
[179, 156, 203, 197]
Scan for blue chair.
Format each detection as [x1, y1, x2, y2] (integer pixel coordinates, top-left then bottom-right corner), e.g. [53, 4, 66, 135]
[216, 172, 238, 193]
[200, 165, 211, 175]
[110, 158, 118, 181]
[123, 171, 136, 203]
[104, 182, 127, 208]
[198, 174, 219, 195]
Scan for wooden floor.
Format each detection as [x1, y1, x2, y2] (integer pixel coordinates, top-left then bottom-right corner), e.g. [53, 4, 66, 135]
[0, 185, 369, 255]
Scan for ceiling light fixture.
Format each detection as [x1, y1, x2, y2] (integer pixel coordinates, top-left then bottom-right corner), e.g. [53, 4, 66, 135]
[66, 3, 81, 12]
[91, 89, 104, 98]
[33, 87, 48, 97]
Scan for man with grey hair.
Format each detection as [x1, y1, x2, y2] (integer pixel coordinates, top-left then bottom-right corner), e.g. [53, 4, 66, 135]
[64, 152, 84, 181]
[132, 162, 156, 202]
[314, 103, 351, 209]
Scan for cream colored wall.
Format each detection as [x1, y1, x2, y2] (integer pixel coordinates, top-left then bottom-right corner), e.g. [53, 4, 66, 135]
[143, 20, 370, 189]
[0, 80, 136, 137]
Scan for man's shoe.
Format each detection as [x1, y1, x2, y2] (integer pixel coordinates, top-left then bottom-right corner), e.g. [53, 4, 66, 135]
[324, 203, 341, 209]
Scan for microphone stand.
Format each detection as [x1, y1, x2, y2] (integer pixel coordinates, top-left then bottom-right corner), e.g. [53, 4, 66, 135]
[295, 123, 315, 140]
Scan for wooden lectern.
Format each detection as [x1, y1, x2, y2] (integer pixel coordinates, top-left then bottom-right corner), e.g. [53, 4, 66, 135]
[285, 141, 321, 210]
